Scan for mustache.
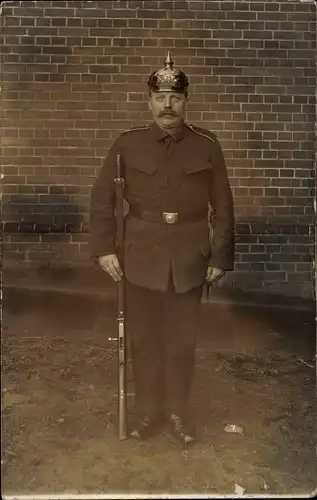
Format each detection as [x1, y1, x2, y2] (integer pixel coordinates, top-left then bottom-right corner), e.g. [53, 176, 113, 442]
[159, 110, 177, 116]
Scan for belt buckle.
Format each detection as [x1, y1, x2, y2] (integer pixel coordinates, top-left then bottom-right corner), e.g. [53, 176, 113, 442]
[162, 212, 178, 224]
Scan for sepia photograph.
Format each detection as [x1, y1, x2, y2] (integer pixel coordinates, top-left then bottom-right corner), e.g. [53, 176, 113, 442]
[1, 0, 316, 497]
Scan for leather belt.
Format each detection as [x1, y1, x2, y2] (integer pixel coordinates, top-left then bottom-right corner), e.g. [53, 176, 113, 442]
[129, 207, 207, 224]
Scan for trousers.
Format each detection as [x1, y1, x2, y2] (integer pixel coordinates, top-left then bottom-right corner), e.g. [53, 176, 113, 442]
[126, 273, 203, 419]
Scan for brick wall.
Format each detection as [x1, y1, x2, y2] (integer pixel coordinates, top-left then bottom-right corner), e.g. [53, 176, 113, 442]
[1, 0, 316, 298]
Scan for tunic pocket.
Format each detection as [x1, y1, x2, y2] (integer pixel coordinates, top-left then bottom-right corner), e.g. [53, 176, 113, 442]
[183, 160, 212, 175]
[128, 160, 159, 175]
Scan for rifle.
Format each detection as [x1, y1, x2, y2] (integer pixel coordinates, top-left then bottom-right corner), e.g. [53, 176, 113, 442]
[112, 153, 127, 440]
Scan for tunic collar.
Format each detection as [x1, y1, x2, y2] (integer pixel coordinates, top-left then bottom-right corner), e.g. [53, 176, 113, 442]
[150, 120, 188, 142]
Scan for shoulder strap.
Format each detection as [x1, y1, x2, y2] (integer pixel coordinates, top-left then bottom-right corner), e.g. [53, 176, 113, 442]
[121, 125, 150, 135]
[187, 124, 216, 143]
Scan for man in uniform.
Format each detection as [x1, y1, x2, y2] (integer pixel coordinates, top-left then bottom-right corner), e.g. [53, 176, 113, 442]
[89, 53, 235, 447]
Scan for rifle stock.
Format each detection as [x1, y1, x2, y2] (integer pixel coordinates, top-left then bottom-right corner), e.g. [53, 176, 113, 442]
[114, 153, 127, 440]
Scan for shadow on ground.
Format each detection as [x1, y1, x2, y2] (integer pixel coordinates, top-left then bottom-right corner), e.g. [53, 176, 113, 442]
[2, 287, 316, 496]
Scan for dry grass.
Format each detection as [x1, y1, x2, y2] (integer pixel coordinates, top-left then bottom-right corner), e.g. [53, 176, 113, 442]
[2, 324, 316, 496]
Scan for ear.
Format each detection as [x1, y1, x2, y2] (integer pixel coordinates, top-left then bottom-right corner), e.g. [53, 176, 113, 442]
[148, 97, 152, 111]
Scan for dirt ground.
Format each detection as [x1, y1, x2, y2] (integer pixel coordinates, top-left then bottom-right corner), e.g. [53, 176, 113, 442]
[2, 287, 316, 497]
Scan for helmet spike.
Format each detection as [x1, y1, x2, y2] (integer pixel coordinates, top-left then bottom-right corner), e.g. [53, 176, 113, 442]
[165, 51, 174, 69]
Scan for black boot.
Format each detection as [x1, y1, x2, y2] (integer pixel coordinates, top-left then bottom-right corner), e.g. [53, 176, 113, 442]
[168, 413, 196, 448]
[130, 414, 162, 441]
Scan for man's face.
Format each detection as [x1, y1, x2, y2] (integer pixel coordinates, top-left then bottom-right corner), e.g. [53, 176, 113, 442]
[149, 91, 188, 129]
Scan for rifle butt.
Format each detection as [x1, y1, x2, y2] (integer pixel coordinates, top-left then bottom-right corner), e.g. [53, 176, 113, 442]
[118, 379, 127, 441]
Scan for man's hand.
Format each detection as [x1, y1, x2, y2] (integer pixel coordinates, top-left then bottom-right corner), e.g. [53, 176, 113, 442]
[206, 266, 225, 284]
[99, 254, 123, 282]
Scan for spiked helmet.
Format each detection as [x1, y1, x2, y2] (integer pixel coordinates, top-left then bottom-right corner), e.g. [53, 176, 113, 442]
[147, 52, 189, 93]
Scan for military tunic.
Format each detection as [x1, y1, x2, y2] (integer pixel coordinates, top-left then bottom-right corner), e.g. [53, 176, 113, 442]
[90, 121, 235, 293]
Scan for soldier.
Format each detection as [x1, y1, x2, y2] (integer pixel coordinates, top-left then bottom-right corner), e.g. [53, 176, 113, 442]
[89, 52, 235, 447]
